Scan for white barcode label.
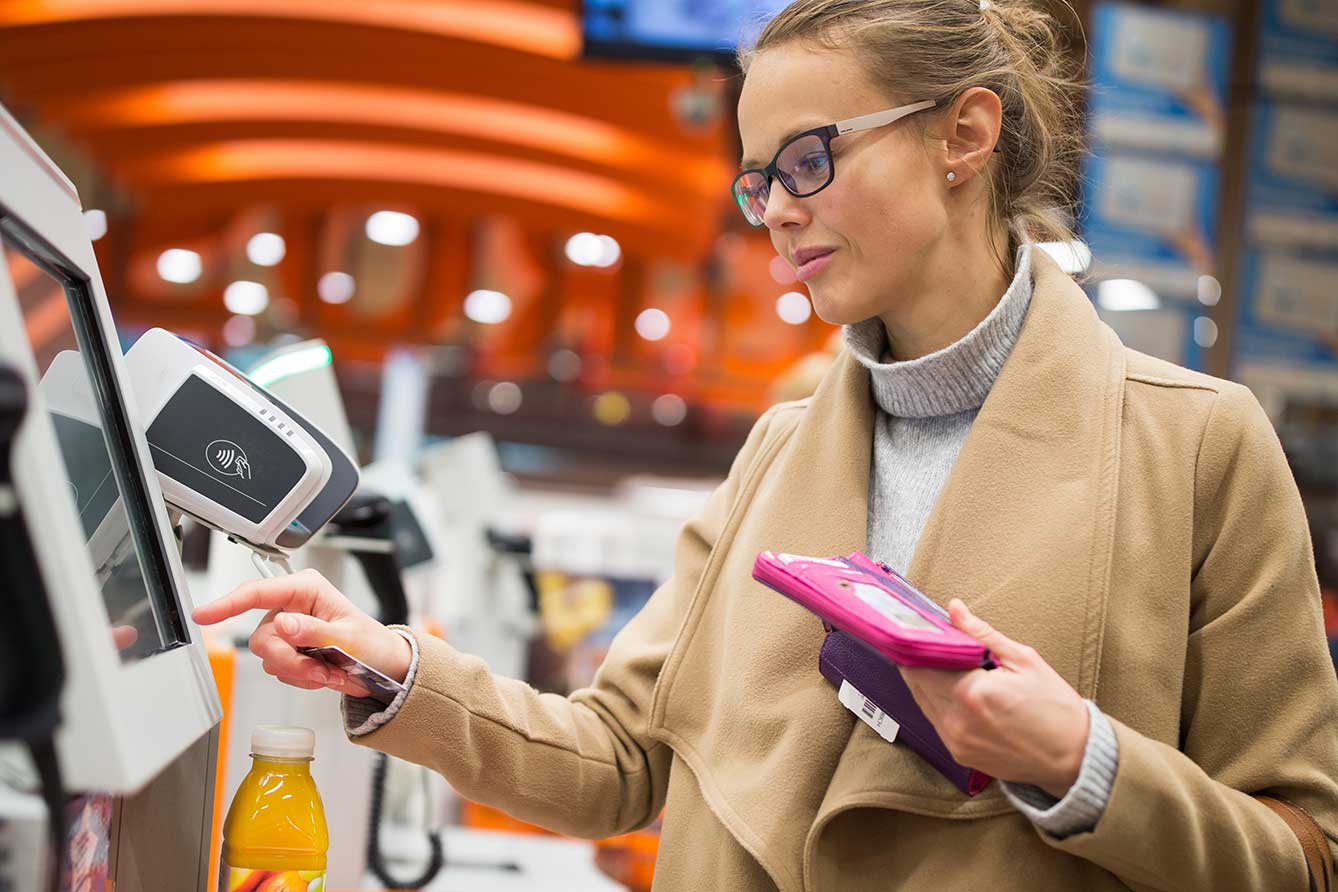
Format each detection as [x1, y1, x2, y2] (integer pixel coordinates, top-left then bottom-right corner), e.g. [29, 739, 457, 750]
[838, 680, 899, 744]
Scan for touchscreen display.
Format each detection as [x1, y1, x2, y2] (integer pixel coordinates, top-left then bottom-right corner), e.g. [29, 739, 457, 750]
[850, 582, 942, 633]
[50, 411, 118, 538]
[5, 222, 187, 662]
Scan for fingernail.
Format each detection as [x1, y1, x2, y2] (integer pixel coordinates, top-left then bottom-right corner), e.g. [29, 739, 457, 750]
[310, 668, 329, 685]
[277, 614, 299, 636]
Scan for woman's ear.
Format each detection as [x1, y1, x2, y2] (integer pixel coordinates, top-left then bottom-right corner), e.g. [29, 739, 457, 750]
[941, 87, 1002, 186]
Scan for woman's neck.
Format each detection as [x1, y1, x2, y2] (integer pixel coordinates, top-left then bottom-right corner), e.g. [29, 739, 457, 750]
[876, 224, 1014, 361]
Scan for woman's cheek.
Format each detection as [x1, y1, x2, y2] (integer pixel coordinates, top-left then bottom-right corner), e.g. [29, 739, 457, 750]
[808, 263, 880, 326]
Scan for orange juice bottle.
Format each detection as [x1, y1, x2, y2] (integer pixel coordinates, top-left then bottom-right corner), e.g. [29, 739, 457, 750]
[219, 726, 329, 892]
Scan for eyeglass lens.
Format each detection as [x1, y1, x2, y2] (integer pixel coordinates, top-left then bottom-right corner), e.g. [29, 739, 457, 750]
[733, 134, 833, 225]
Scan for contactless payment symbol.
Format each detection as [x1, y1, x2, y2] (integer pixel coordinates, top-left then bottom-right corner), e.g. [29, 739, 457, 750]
[206, 439, 252, 480]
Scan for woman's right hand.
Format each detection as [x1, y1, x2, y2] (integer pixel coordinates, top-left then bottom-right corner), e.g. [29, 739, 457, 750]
[191, 568, 412, 699]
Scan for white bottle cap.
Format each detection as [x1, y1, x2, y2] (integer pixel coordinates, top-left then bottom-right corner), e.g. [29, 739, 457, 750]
[251, 725, 315, 759]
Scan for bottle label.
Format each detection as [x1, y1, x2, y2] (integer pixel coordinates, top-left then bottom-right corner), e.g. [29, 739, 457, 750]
[220, 865, 325, 892]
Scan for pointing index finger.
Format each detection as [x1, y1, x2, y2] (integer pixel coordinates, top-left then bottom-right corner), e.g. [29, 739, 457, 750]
[192, 574, 319, 626]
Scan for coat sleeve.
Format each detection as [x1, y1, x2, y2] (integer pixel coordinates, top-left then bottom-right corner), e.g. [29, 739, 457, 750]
[344, 405, 787, 839]
[1041, 382, 1338, 891]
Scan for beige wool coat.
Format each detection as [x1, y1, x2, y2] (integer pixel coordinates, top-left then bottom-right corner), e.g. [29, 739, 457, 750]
[354, 251, 1338, 891]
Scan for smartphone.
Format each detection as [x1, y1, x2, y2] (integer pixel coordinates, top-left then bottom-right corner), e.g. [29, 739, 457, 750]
[299, 645, 405, 702]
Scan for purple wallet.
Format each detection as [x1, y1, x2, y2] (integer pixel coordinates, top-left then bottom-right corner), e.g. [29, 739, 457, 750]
[819, 629, 993, 795]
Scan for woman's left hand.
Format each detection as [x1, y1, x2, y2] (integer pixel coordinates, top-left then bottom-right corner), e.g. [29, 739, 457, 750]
[899, 600, 1090, 798]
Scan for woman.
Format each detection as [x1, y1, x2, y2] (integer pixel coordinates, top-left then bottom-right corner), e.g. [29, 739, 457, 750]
[195, 1, 1338, 888]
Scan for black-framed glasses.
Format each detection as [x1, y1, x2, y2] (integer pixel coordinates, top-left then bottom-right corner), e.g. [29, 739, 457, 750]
[731, 99, 938, 226]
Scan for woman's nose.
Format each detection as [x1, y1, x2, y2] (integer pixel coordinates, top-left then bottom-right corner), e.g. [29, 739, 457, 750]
[762, 177, 808, 230]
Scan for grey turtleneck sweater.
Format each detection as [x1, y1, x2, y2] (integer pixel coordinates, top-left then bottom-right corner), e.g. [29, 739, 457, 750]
[844, 244, 1118, 838]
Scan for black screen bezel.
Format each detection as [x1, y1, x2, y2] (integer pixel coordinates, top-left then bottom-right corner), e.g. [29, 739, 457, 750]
[1, 210, 190, 653]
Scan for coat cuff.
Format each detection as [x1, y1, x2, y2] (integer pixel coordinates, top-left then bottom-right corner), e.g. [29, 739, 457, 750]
[1002, 700, 1119, 838]
[342, 627, 420, 737]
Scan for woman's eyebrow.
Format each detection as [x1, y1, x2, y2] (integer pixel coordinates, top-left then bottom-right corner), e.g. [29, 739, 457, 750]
[740, 123, 821, 170]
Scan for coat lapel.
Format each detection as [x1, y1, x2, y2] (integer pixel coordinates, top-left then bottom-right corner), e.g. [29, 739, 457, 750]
[906, 250, 1126, 695]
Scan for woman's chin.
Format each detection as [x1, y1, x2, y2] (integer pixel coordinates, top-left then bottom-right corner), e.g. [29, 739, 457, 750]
[809, 289, 872, 328]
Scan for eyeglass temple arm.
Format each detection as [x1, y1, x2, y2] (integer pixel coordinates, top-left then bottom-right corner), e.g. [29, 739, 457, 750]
[833, 99, 1003, 152]
[833, 100, 937, 135]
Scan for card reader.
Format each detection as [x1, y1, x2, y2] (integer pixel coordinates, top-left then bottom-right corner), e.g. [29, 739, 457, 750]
[123, 329, 358, 555]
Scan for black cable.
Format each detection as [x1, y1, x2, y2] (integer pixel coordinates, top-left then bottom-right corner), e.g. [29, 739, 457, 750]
[364, 752, 444, 891]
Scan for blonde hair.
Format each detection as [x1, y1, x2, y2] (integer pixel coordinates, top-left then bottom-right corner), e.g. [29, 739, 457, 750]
[740, 0, 1085, 272]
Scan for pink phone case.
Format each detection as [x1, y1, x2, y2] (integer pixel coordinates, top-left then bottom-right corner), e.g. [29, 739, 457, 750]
[752, 550, 995, 670]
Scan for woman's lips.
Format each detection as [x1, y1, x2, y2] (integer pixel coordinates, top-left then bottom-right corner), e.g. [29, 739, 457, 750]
[795, 250, 834, 282]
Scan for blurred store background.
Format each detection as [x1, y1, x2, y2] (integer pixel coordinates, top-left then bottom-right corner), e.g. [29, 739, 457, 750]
[6, 0, 1337, 477]
[3, 0, 1338, 889]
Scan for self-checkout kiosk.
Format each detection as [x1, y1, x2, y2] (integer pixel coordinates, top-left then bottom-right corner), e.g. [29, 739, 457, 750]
[0, 102, 363, 891]
[0, 100, 225, 891]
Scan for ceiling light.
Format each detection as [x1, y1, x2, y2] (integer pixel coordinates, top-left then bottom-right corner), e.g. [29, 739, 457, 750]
[366, 210, 420, 246]
[1197, 275, 1222, 307]
[565, 232, 621, 268]
[776, 291, 812, 325]
[487, 382, 523, 415]
[593, 391, 631, 426]
[464, 289, 512, 324]
[635, 308, 671, 341]
[222, 315, 255, 348]
[318, 271, 356, 304]
[548, 348, 582, 382]
[566, 232, 603, 266]
[1096, 279, 1159, 312]
[652, 394, 687, 427]
[246, 232, 286, 266]
[1193, 316, 1219, 348]
[157, 248, 202, 284]
[596, 235, 622, 267]
[83, 209, 107, 242]
[223, 280, 269, 316]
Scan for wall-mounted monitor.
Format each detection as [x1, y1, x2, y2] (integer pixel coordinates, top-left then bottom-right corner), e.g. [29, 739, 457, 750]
[582, 0, 789, 63]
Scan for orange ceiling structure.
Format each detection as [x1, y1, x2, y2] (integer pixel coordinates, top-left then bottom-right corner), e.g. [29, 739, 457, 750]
[0, 0, 834, 441]
[0, 0, 729, 249]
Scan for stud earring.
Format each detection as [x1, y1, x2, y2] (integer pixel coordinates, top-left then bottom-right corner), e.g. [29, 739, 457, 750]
[946, 171, 958, 183]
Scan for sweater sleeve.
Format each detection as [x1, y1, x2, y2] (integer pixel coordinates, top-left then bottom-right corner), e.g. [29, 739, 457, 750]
[1002, 700, 1118, 838]
[344, 628, 420, 737]
[336, 406, 787, 838]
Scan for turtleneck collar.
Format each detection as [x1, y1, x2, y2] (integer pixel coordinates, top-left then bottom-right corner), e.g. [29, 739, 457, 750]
[843, 243, 1034, 419]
